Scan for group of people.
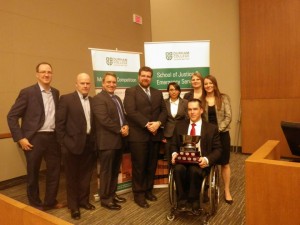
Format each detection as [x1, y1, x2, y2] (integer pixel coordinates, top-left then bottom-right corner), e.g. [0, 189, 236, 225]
[7, 62, 233, 220]
[163, 72, 233, 215]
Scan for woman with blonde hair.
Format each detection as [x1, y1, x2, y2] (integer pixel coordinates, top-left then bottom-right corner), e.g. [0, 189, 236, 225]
[202, 75, 233, 204]
[183, 72, 203, 100]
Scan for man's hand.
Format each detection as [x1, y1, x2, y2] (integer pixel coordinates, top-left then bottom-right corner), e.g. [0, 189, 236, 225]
[146, 121, 161, 134]
[18, 138, 33, 151]
[198, 157, 208, 168]
[171, 152, 178, 165]
[121, 125, 129, 137]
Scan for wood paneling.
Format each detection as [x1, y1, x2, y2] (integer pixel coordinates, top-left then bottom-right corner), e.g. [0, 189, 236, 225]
[0, 194, 72, 225]
[240, 0, 300, 154]
[245, 141, 300, 225]
[241, 99, 300, 156]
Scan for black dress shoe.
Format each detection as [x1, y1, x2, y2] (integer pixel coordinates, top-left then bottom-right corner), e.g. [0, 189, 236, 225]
[101, 202, 121, 210]
[224, 192, 233, 205]
[145, 192, 157, 201]
[225, 198, 233, 205]
[71, 209, 81, 220]
[191, 201, 201, 215]
[134, 199, 150, 208]
[114, 195, 126, 203]
[80, 203, 96, 210]
[177, 202, 187, 211]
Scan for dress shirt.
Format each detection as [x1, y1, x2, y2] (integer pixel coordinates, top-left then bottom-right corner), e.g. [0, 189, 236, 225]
[170, 98, 179, 118]
[38, 83, 55, 132]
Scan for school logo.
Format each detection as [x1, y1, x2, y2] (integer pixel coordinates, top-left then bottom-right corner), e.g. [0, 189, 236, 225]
[166, 52, 173, 60]
[106, 57, 113, 66]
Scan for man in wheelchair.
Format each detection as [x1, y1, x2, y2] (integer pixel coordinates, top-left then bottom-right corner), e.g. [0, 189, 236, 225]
[170, 99, 222, 214]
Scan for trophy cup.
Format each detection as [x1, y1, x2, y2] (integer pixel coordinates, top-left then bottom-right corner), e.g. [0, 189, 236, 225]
[175, 135, 201, 164]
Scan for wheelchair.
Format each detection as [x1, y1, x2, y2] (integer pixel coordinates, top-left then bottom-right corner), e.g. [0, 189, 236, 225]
[167, 164, 220, 224]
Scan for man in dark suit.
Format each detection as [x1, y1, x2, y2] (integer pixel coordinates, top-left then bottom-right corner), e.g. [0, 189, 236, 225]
[92, 72, 128, 211]
[171, 99, 222, 214]
[123, 66, 167, 208]
[7, 62, 63, 210]
[55, 73, 96, 220]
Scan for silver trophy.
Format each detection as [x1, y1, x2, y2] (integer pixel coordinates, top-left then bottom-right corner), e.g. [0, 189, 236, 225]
[180, 135, 201, 152]
[176, 135, 201, 164]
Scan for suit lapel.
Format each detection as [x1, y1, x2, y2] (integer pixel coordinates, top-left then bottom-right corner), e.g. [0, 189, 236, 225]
[200, 121, 207, 150]
[183, 120, 189, 134]
[34, 84, 45, 112]
[73, 92, 86, 120]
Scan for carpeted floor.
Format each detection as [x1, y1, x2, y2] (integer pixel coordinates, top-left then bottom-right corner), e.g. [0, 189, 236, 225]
[0, 152, 249, 225]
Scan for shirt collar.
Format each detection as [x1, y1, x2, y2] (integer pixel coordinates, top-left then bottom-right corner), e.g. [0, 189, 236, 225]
[139, 84, 150, 92]
[169, 98, 179, 105]
[38, 83, 51, 93]
[190, 119, 202, 127]
[77, 91, 88, 100]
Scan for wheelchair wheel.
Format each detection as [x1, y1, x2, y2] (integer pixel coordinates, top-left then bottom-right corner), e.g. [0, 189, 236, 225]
[200, 165, 220, 216]
[167, 213, 175, 221]
[208, 165, 220, 215]
[168, 167, 177, 207]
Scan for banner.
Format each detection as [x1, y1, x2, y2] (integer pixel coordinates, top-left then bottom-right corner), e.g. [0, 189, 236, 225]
[144, 41, 210, 90]
[90, 48, 141, 193]
[90, 48, 141, 99]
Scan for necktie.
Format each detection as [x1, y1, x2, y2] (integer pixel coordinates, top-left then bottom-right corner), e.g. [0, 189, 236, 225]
[112, 95, 125, 126]
[190, 123, 196, 136]
[145, 88, 151, 101]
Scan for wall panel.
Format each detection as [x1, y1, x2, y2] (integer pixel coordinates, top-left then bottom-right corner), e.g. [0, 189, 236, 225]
[240, 0, 300, 154]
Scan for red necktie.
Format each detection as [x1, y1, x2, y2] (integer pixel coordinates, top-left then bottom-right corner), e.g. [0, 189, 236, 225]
[190, 123, 196, 136]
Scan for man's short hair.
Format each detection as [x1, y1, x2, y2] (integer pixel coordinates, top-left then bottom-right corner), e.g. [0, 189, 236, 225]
[102, 72, 117, 82]
[188, 98, 203, 108]
[36, 62, 52, 72]
[138, 66, 153, 77]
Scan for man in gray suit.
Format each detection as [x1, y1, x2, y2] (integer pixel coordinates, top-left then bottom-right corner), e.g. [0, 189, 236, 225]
[124, 66, 167, 208]
[7, 62, 63, 210]
[56, 73, 97, 220]
[92, 72, 128, 211]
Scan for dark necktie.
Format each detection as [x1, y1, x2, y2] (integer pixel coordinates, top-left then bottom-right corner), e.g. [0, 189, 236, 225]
[112, 95, 125, 126]
[190, 123, 196, 136]
[145, 88, 151, 101]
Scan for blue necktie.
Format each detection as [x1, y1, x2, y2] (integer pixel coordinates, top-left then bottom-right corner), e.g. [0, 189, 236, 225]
[112, 95, 125, 126]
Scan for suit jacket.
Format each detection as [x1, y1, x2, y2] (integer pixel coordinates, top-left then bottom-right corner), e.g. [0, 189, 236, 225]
[183, 90, 194, 101]
[7, 83, 59, 142]
[55, 91, 96, 155]
[171, 119, 222, 165]
[163, 98, 188, 138]
[92, 90, 128, 150]
[124, 85, 167, 142]
[203, 94, 232, 132]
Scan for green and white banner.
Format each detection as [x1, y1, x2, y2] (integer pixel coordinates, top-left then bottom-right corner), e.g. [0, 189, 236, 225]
[144, 41, 210, 90]
[90, 48, 141, 98]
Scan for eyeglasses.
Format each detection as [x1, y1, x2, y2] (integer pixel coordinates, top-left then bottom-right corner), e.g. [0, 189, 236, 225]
[38, 71, 53, 75]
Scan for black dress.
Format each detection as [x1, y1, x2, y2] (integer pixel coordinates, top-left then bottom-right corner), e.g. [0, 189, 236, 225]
[207, 106, 230, 165]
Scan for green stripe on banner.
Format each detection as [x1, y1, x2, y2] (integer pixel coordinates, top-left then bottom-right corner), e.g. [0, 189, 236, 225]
[151, 67, 210, 90]
[117, 181, 132, 191]
[94, 71, 138, 88]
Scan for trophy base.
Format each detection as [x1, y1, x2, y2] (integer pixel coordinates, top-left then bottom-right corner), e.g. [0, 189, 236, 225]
[175, 151, 200, 164]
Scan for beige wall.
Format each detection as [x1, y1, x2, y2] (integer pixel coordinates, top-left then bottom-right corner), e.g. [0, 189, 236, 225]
[1, 0, 240, 181]
[0, 0, 151, 181]
[150, 0, 240, 147]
